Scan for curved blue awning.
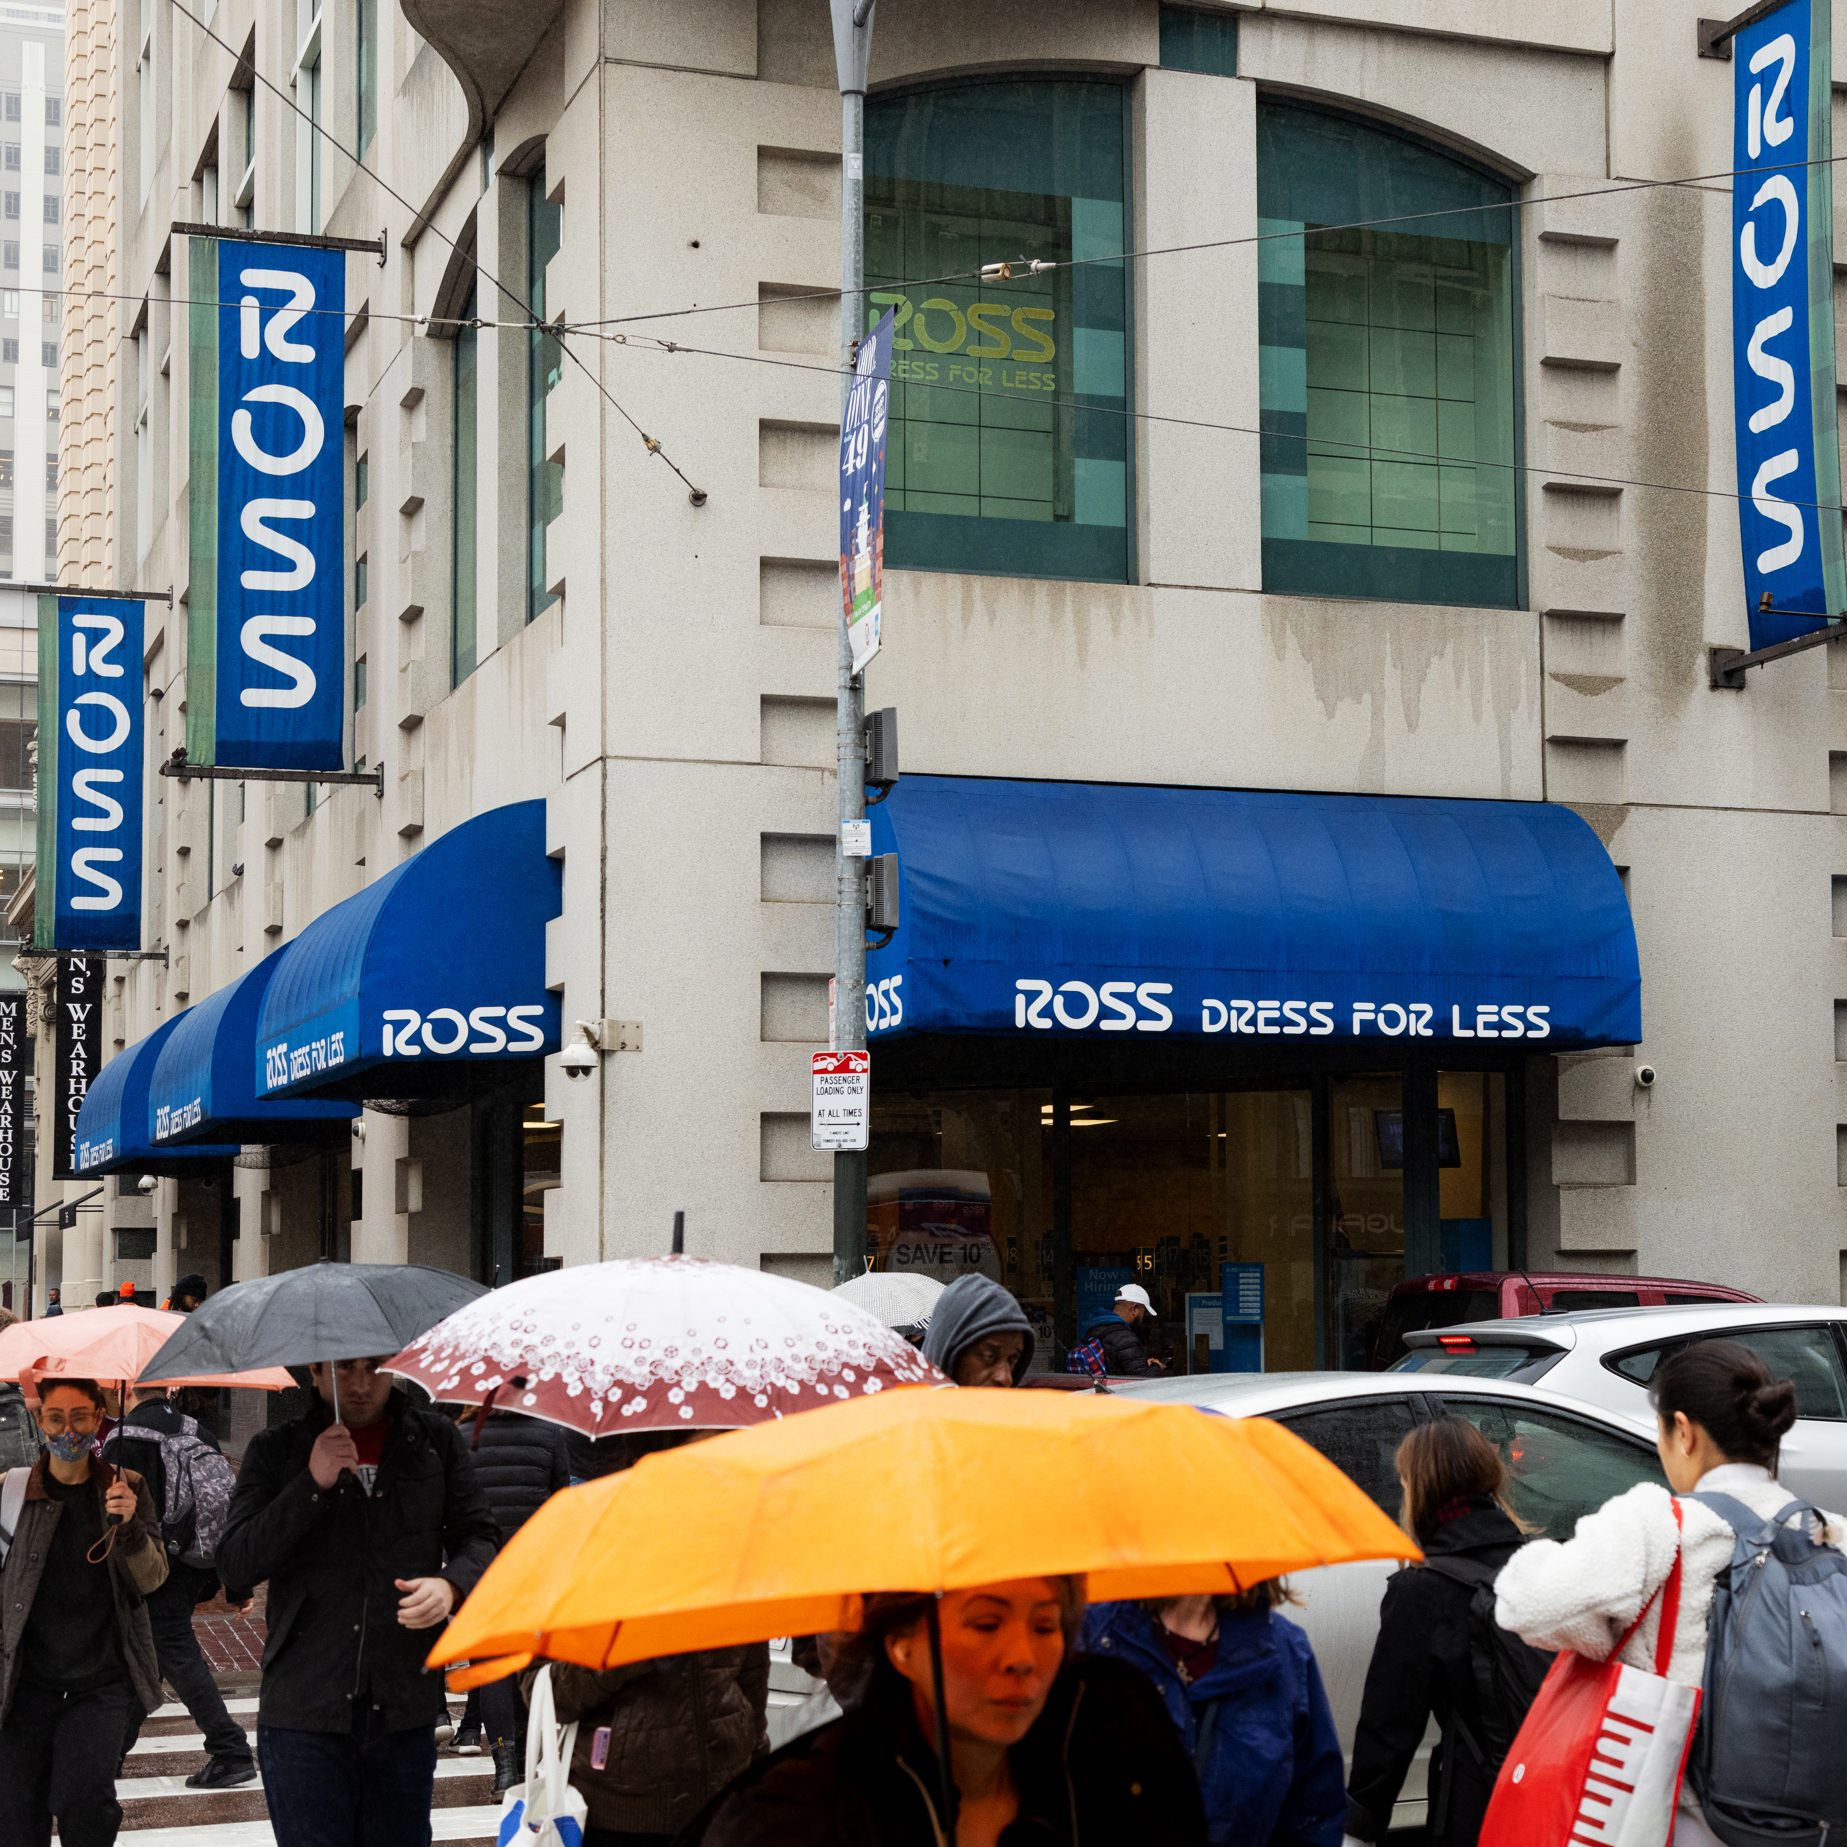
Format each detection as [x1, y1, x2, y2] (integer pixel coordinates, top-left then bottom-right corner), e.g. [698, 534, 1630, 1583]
[73, 1015, 238, 1175]
[148, 945, 356, 1145]
[255, 800, 562, 1099]
[865, 777, 1641, 1049]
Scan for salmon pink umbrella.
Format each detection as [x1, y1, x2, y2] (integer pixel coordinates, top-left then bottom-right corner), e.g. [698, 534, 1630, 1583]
[384, 1255, 946, 1434]
[0, 1305, 297, 1391]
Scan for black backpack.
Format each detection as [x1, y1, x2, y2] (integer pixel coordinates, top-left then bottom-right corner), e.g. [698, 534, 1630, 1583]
[1420, 1552, 1552, 1824]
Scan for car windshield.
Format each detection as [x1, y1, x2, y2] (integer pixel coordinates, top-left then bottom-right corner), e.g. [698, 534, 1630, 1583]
[1391, 1341, 1563, 1382]
[1372, 1288, 1499, 1366]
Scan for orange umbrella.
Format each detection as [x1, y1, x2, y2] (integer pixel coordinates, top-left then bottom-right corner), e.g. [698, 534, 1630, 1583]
[431, 1384, 1417, 1688]
[0, 1306, 296, 1391]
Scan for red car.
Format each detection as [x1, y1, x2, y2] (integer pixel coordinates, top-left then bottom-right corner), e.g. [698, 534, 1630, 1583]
[1371, 1270, 1761, 1368]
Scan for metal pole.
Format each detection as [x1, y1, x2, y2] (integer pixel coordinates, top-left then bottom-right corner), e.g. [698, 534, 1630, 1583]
[831, 0, 874, 1285]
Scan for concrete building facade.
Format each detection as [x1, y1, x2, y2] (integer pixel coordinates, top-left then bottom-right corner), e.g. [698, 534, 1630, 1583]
[37, 0, 1847, 1362]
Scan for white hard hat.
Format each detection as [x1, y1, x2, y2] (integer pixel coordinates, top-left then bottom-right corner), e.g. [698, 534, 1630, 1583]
[1115, 1282, 1158, 1318]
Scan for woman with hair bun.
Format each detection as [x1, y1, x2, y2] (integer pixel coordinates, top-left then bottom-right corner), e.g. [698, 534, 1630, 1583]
[1495, 1339, 1847, 1845]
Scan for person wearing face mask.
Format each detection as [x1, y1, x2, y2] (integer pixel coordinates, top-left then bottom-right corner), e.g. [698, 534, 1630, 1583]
[216, 1353, 499, 1847]
[0, 1375, 167, 1847]
[921, 1275, 1036, 1388]
[692, 1576, 1208, 1845]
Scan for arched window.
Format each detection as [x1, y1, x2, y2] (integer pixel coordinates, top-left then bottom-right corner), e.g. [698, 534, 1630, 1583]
[1258, 104, 1519, 607]
[866, 79, 1130, 583]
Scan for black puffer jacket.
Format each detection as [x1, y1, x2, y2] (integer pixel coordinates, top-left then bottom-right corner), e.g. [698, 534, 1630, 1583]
[1086, 1313, 1155, 1378]
[464, 1410, 569, 1542]
[217, 1391, 499, 1734]
[691, 1654, 1207, 1847]
[542, 1646, 768, 1836]
[1346, 1499, 1539, 1847]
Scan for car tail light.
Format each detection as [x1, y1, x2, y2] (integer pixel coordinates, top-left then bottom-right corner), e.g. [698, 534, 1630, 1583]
[1437, 1334, 1476, 1352]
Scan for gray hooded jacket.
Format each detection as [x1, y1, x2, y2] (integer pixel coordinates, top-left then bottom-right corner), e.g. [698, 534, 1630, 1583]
[921, 1274, 1035, 1382]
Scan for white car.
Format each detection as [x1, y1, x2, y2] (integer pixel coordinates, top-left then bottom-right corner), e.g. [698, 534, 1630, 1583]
[1111, 1370, 1664, 1833]
[1394, 1302, 1847, 1508]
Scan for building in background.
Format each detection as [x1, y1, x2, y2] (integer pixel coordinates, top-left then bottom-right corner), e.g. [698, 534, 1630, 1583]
[38, 0, 1847, 1364]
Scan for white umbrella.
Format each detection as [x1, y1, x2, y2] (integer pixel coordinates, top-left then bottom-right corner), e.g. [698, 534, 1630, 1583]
[383, 1256, 946, 1435]
[831, 1269, 944, 1330]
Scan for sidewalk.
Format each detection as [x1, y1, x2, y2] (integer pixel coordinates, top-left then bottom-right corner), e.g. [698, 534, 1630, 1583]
[193, 1585, 267, 1686]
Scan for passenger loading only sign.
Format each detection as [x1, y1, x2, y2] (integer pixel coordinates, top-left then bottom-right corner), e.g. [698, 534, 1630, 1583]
[811, 1050, 871, 1152]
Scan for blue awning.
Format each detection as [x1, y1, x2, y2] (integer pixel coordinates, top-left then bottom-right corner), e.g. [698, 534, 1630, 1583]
[865, 777, 1641, 1048]
[74, 1016, 238, 1176]
[148, 945, 357, 1146]
[255, 800, 562, 1099]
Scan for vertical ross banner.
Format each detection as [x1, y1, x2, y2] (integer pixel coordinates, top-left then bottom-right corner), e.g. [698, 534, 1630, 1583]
[0, 993, 24, 1215]
[840, 309, 894, 673]
[1733, 0, 1844, 649]
[187, 236, 346, 769]
[35, 595, 145, 951]
[52, 957, 101, 1180]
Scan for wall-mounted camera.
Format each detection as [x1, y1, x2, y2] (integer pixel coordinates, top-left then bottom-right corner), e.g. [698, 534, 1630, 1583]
[1635, 1064, 1657, 1089]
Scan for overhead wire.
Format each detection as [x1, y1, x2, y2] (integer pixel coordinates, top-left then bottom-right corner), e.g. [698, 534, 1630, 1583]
[580, 325, 1847, 522]
[561, 144, 1847, 334]
[161, 0, 708, 503]
[129, 9, 1847, 521]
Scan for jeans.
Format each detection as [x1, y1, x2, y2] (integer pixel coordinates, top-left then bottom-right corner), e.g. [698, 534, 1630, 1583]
[0, 1676, 138, 1847]
[478, 1673, 523, 1749]
[259, 1710, 439, 1847]
[145, 1565, 252, 1762]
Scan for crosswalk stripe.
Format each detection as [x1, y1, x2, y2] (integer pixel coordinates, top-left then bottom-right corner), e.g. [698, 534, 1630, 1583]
[120, 1757, 491, 1803]
[149, 1696, 261, 1719]
[119, 1804, 505, 1846]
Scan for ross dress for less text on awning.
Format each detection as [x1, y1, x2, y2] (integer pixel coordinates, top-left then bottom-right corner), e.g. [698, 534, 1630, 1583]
[864, 777, 1641, 1050]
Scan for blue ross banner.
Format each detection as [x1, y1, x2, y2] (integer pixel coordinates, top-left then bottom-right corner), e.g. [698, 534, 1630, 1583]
[840, 308, 894, 672]
[1731, 0, 1844, 649]
[189, 236, 346, 769]
[36, 596, 145, 952]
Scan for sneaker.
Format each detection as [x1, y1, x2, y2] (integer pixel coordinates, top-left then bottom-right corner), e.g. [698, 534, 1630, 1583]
[185, 1756, 258, 1791]
[491, 1740, 521, 1795]
[432, 1718, 455, 1748]
[452, 1718, 483, 1755]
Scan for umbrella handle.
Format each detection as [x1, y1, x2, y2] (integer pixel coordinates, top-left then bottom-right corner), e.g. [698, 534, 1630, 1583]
[926, 1595, 958, 1839]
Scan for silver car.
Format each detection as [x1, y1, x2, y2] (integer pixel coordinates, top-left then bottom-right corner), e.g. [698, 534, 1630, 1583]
[1111, 1370, 1666, 1833]
[1394, 1303, 1847, 1507]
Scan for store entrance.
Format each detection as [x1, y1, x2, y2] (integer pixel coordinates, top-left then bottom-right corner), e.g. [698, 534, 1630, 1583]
[868, 1053, 1523, 1373]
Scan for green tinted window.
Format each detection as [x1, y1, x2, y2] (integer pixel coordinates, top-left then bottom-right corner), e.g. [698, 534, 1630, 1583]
[1258, 104, 1519, 608]
[1159, 6, 1237, 76]
[866, 80, 1130, 584]
[453, 276, 479, 685]
[528, 165, 563, 622]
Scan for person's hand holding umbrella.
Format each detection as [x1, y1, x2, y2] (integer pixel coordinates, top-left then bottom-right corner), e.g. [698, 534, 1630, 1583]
[308, 1422, 360, 1491]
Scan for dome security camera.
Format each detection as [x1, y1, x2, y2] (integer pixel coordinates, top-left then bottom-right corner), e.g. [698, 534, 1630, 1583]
[560, 1040, 597, 1080]
[135, 1174, 158, 1195]
[1635, 1064, 1657, 1089]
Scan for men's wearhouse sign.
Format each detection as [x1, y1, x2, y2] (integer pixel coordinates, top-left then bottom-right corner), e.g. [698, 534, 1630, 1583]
[187, 235, 346, 770]
[35, 596, 145, 953]
[1731, 0, 1845, 650]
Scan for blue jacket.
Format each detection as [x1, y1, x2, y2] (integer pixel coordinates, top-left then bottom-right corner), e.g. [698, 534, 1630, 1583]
[1080, 1602, 1345, 1847]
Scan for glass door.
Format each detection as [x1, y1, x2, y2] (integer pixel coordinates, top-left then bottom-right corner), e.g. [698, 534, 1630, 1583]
[1325, 1073, 1406, 1369]
[1066, 1089, 1315, 1373]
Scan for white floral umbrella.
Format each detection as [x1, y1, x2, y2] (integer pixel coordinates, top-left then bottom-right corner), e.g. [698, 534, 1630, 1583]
[383, 1256, 946, 1434]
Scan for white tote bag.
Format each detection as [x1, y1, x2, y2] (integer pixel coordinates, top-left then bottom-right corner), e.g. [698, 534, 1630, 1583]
[495, 1666, 589, 1847]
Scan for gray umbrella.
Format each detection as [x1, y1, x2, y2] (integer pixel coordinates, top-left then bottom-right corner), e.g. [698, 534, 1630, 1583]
[138, 1260, 489, 1399]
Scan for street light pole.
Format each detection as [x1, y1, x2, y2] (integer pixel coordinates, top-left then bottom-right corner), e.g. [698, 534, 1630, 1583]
[831, 0, 874, 1285]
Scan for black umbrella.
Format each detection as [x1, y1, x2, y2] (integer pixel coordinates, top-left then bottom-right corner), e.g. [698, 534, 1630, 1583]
[138, 1260, 489, 1417]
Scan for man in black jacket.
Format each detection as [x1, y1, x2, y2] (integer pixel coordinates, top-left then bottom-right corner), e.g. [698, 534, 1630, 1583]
[217, 1354, 499, 1847]
[1085, 1283, 1164, 1377]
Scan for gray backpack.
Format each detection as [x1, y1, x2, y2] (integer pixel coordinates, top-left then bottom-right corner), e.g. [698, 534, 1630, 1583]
[1688, 1491, 1847, 1847]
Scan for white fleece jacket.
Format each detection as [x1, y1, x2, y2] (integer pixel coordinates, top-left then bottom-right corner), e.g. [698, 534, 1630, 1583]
[1493, 1464, 1847, 1843]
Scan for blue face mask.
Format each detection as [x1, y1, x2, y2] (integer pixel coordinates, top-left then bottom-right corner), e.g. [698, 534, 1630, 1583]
[43, 1429, 97, 1464]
